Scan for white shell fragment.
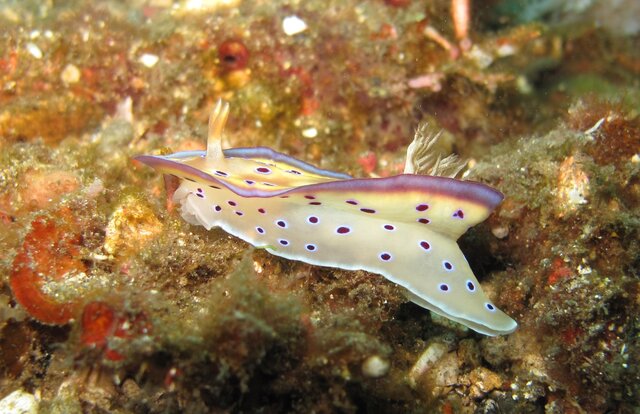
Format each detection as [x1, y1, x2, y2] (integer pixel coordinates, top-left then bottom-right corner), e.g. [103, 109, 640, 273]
[0, 389, 38, 414]
[139, 53, 159, 68]
[282, 15, 308, 36]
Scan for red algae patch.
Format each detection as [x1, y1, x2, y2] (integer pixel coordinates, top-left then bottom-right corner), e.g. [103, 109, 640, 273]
[547, 258, 573, 285]
[81, 301, 117, 348]
[81, 301, 152, 362]
[9, 208, 85, 325]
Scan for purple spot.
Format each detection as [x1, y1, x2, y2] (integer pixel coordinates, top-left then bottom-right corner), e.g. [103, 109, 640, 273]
[346, 200, 358, 205]
[305, 244, 317, 251]
[276, 220, 287, 228]
[196, 193, 204, 198]
[307, 216, 319, 224]
[416, 204, 429, 212]
[287, 169, 302, 175]
[214, 170, 228, 177]
[383, 224, 395, 231]
[439, 283, 449, 292]
[466, 281, 476, 292]
[360, 208, 376, 214]
[235, 211, 243, 216]
[228, 200, 237, 206]
[419, 241, 431, 251]
[256, 227, 265, 234]
[258, 208, 266, 214]
[485, 303, 496, 312]
[417, 218, 430, 224]
[336, 226, 351, 235]
[309, 201, 322, 205]
[256, 167, 271, 174]
[278, 239, 289, 246]
[443, 261, 453, 271]
[304, 195, 316, 200]
[196, 188, 203, 192]
[214, 205, 222, 212]
[244, 180, 255, 185]
[453, 209, 465, 219]
[379, 252, 392, 261]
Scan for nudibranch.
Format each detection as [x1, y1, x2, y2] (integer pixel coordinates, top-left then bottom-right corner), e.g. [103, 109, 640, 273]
[135, 101, 517, 336]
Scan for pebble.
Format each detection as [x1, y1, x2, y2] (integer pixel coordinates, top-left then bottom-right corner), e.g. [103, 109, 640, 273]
[26, 43, 42, 59]
[61, 64, 81, 84]
[361, 355, 390, 378]
[182, 0, 241, 11]
[302, 127, 318, 138]
[491, 224, 509, 239]
[139, 53, 159, 68]
[282, 15, 307, 36]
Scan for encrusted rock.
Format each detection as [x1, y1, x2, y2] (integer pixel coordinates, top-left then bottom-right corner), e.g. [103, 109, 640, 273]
[466, 367, 504, 399]
[20, 169, 80, 211]
[104, 195, 163, 257]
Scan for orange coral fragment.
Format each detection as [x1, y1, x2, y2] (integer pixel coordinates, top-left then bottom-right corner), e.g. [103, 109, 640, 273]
[10, 208, 85, 325]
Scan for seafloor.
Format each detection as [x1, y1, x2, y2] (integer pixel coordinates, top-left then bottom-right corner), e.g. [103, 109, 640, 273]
[0, 0, 639, 413]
